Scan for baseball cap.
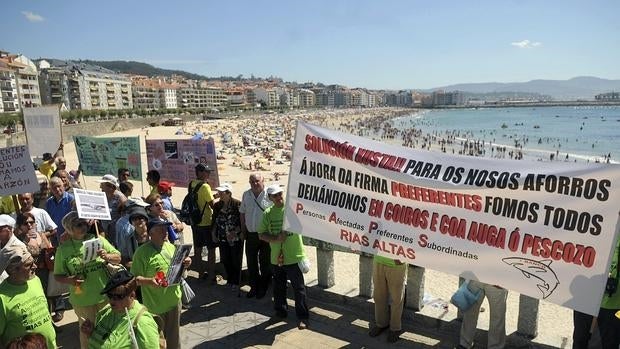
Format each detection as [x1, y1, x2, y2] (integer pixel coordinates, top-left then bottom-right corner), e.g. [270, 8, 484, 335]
[158, 181, 175, 193]
[127, 206, 149, 221]
[215, 183, 233, 192]
[195, 163, 211, 172]
[0, 214, 16, 228]
[147, 218, 173, 232]
[0, 244, 31, 275]
[96, 174, 119, 188]
[100, 269, 135, 294]
[266, 184, 283, 196]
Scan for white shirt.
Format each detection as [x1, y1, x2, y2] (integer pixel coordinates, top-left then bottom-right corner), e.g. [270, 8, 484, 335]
[29, 207, 58, 233]
[239, 189, 273, 232]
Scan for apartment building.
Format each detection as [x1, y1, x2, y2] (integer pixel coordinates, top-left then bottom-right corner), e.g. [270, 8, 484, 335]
[14, 55, 42, 109]
[298, 88, 315, 107]
[0, 60, 20, 113]
[253, 87, 280, 107]
[432, 90, 464, 106]
[177, 86, 226, 109]
[38, 60, 132, 110]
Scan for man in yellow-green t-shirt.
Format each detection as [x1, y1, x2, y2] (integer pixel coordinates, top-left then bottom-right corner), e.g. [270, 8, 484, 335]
[258, 184, 309, 330]
[188, 163, 216, 282]
[0, 244, 57, 349]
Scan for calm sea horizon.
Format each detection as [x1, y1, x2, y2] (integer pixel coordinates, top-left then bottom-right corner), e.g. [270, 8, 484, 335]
[389, 106, 620, 163]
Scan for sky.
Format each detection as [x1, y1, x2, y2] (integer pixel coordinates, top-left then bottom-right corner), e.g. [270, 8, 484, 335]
[3, 0, 619, 90]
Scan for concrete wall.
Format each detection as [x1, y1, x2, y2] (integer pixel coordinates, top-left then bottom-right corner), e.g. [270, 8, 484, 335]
[0, 115, 201, 149]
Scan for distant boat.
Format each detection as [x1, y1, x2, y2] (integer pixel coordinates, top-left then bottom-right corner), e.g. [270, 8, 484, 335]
[533, 125, 540, 129]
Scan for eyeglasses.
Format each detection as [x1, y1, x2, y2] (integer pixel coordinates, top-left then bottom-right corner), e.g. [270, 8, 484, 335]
[24, 220, 36, 225]
[106, 292, 128, 301]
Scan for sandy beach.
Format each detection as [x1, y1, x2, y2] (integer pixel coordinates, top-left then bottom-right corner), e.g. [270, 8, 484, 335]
[60, 107, 575, 347]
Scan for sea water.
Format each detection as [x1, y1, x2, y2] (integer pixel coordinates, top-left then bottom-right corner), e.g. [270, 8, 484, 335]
[390, 106, 620, 163]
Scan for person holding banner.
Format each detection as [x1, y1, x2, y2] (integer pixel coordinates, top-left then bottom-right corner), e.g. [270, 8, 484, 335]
[258, 184, 309, 330]
[457, 280, 508, 349]
[38, 143, 63, 179]
[369, 255, 407, 343]
[80, 270, 161, 349]
[53, 211, 121, 349]
[131, 218, 191, 349]
[572, 239, 620, 349]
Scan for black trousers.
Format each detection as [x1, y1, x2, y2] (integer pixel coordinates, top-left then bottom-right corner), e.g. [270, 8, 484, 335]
[272, 263, 309, 320]
[573, 308, 620, 349]
[245, 232, 272, 290]
[219, 240, 244, 285]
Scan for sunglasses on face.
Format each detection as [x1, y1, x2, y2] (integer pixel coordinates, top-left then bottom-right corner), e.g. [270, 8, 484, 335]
[106, 292, 128, 301]
[24, 220, 36, 225]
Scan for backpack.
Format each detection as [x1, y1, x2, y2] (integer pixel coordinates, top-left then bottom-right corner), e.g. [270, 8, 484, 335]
[179, 180, 208, 225]
[133, 305, 167, 349]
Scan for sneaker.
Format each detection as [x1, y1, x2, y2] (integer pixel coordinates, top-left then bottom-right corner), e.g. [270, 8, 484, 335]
[246, 289, 257, 298]
[297, 320, 308, 330]
[368, 326, 388, 337]
[52, 311, 64, 323]
[387, 330, 401, 343]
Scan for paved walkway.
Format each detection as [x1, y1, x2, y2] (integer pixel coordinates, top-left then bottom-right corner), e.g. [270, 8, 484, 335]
[55, 271, 574, 349]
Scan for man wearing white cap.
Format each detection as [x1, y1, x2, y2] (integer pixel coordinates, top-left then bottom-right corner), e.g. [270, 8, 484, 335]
[258, 184, 309, 330]
[0, 214, 25, 284]
[0, 244, 57, 348]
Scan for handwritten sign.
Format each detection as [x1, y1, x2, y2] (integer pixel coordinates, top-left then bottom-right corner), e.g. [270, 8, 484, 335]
[284, 121, 620, 315]
[0, 145, 39, 196]
[74, 136, 141, 177]
[146, 138, 219, 188]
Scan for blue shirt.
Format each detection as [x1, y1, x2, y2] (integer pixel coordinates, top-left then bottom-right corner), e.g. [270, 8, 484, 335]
[161, 196, 174, 211]
[115, 215, 138, 260]
[45, 192, 74, 241]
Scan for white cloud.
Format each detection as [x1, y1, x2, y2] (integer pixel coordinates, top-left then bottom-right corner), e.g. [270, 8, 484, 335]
[511, 40, 542, 49]
[22, 11, 44, 22]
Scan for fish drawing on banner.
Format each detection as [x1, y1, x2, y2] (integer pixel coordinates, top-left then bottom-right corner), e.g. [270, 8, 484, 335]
[502, 257, 560, 299]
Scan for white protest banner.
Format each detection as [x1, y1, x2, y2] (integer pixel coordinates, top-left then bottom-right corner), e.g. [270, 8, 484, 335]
[74, 136, 141, 177]
[284, 121, 620, 315]
[0, 145, 39, 196]
[23, 106, 62, 158]
[73, 188, 111, 221]
[146, 138, 220, 188]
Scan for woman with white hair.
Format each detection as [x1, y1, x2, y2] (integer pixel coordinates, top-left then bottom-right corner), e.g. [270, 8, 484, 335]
[53, 211, 121, 349]
[96, 174, 127, 246]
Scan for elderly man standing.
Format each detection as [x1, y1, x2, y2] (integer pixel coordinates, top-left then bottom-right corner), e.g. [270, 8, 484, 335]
[45, 177, 74, 246]
[258, 185, 309, 330]
[0, 244, 57, 348]
[239, 173, 273, 298]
